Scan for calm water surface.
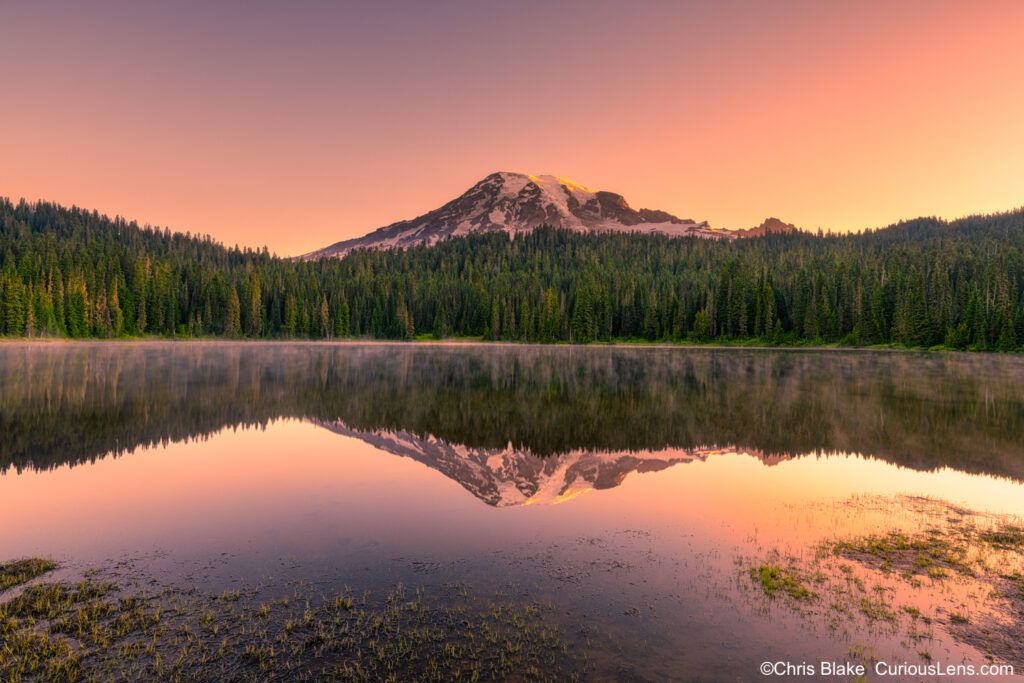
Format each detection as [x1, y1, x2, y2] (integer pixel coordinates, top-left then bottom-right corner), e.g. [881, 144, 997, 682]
[2, 342, 1023, 680]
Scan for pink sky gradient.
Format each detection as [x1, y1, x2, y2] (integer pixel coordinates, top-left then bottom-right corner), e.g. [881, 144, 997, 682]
[2, 0, 1023, 256]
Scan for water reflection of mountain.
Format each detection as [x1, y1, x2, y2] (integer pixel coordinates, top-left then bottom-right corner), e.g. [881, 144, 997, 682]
[2, 342, 1023, 484]
[313, 420, 728, 506]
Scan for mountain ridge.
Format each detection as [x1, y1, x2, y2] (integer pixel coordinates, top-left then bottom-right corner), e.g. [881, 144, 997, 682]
[303, 172, 798, 259]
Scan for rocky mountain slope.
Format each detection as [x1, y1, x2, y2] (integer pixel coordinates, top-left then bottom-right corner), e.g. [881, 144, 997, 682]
[303, 172, 796, 259]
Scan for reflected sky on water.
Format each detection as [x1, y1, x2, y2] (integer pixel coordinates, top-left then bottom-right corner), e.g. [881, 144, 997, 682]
[2, 342, 1023, 679]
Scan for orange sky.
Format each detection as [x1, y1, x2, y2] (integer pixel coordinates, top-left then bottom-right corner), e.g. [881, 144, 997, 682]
[2, 0, 1023, 256]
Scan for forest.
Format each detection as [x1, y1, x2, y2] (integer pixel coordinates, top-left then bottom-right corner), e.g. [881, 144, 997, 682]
[1, 196, 1023, 350]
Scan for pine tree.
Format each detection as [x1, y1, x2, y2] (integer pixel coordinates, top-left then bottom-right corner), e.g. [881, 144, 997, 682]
[52, 270, 66, 336]
[539, 289, 560, 342]
[692, 308, 710, 342]
[284, 293, 298, 337]
[109, 280, 123, 337]
[318, 294, 330, 338]
[225, 286, 241, 337]
[2, 272, 27, 335]
[570, 284, 594, 343]
[23, 283, 36, 336]
[335, 299, 350, 338]
[66, 280, 89, 338]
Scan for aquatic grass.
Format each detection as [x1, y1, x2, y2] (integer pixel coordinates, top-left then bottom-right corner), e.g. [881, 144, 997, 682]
[0, 571, 583, 682]
[857, 596, 897, 623]
[1, 628, 82, 681]
[789, 513, 1024, 669]
[0, 557, 57, 592]
[978, 524, 1024, 550]
[825, 529, 973, 578]
[749, 564, 815, 601]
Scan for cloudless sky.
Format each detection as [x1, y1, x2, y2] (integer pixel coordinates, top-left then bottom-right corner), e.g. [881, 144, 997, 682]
[2, 0, 1023, 255]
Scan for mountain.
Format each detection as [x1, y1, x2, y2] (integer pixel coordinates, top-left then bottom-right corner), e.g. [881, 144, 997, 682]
[732, 217, 799, 238]
[302, 172, 795, 259]
[311, 419, 781, 507]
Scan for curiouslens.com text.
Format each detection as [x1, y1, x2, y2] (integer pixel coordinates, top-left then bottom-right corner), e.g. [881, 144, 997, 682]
[760, 660, 1014, 678]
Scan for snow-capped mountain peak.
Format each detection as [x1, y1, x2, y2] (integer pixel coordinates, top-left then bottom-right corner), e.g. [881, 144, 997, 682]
[302, 172, 798, 259]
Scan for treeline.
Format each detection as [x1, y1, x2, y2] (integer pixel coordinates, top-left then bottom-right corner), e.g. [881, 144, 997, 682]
[2, 197, 1024, 350]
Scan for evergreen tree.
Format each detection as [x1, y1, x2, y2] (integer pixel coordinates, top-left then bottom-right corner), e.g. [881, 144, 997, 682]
[225, 286, 241, 337]
[66, 280, 89, 338]
[0, 196, 1022, 351]
[335, 299, 349, 338]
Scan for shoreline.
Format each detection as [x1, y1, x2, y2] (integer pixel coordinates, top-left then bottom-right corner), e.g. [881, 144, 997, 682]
[4, 500, 1021, 680]
[0, 337, 1008, 355]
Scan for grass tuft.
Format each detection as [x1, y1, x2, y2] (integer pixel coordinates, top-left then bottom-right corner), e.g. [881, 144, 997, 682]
[0, 557, 57, 592]
[0, 571, 582, 682]
[749, 564, 814, 601]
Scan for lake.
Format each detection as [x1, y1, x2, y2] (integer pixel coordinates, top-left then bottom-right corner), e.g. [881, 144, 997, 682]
[2, 342, 1023, 681]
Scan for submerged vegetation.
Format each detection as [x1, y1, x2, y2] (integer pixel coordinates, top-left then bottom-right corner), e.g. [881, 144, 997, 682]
[749, 564, 815, 602]
[825, 519, 1024, 667]
[744, 505, 1024, 670]
[822, 520, 1024, 587]
[0, 563, 581, 682]
[2, 198, 1024, 349]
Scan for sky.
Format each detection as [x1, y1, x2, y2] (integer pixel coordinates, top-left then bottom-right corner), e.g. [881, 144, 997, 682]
[2, 0, 1023, 256]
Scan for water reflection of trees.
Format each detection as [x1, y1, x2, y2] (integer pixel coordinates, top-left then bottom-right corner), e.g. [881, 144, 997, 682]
[2, 342, 1022, 480]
